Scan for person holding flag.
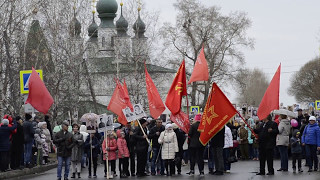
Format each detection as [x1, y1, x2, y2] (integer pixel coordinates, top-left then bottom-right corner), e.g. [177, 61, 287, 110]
[254, 114, 279, 175]
[187, 114, 205, 176]
[133, 118, 149, 177]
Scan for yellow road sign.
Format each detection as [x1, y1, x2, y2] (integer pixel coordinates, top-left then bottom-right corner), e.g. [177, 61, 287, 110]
[20, 70, 43, 94]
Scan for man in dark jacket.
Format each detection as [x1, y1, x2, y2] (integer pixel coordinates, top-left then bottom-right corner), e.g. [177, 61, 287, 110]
[133, 118, 149, 177]
[254, 114, 279, 175]
[0, 119, 17, 172]
[53, 120, 73, 180]
[187, 114, 205, 176]
[210, 127, 225, 175]
[125, 122, 136, 176]
[23, 113, 35, 168]
[148, 119, 165, 175]
[295, 109, 304, 130]
[172, 123, 186, 175]
[11, 116, 24, 170]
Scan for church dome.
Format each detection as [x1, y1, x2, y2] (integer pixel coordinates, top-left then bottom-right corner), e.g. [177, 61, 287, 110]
[69, 17, 81, 37]
[116, 14, 128, 32]
[88, 19, 98, 37]
[133, 14, 145, 32]
[96, 0, 118, 15]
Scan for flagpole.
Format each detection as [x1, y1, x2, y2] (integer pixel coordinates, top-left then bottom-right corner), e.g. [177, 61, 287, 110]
[137, 119, 150, 144]
[236, 111, 258, 138]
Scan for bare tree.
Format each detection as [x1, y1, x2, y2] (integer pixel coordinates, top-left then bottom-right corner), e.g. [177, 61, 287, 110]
[160, 0, 254, 108]
[288, 57, 320, 103]
[235, 68, 269, 107]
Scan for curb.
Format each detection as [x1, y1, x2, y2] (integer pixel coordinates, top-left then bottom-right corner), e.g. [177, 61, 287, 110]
[0, 163, 57, 180]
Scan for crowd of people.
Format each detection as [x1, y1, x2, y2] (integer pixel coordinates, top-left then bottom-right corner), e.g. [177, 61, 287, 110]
[0, 109, 320, 180]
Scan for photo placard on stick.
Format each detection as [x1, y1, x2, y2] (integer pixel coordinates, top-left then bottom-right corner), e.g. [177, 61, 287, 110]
[98, 114, 114, 133]
[133, 104, 146, 119]
[122, 104, 146, 122]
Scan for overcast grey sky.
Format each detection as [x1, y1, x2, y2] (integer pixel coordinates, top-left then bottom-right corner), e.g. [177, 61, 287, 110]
[140, 0, 320, 107]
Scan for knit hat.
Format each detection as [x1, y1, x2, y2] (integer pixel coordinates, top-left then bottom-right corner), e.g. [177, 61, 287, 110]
[38, 122, 46, 128]
[195, 114, 202, 121]
[165, 123, 172, 130]
[309, 116, 316, 121]
[62, 120, 69, 126]
[1, 119, 9, 125]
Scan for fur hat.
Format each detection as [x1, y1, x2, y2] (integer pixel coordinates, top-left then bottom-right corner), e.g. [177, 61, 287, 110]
[38, 122, 47, 128]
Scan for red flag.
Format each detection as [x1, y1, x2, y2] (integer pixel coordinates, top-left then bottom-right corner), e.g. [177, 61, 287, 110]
[165, 60, 187, 115]
[107, 80, 130, 125]
[199, 83, 237, 145]
[257, 64, 281, 120]
[145, 63, 165, 119]
[123, 79, 133, 111]
[188, 46, 209, 84]
[25, 67, 54, 114]
[170, 111, 190, 134]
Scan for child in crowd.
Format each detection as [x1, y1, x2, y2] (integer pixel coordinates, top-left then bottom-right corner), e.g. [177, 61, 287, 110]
[103, 131, 118, 177]
[290, 130, 303, 173]
[117, 129, 130, 178]
[41, 134, 49, 165]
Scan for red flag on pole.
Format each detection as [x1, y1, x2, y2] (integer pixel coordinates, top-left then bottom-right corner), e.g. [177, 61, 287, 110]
[257, 64, 281, 120]
[188, 46, 209, 84]
[123, 79, 133, 111]
[145, 63, 165, 119]
[107, 79, 130, 125]
[170, 111, 190, 133]
[165, 60, 187, 115]
[25, 67, 54, 114]
[199, 83, 237, 145]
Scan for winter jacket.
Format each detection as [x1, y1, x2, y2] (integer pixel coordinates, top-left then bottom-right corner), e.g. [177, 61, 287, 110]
[117, 130, 130, 158]
[133, 127, 149, 152]
[302, 123, 320, 146]
[238, 126, 248, 144]
[276, 118, 291, 146]
[71, 132, 84, 162]
[102, 137, 117, 160]
[174, 128, 186, 153]
[148, 125, 165, 149]
[158, 129, 178, 160]
[210, 127, 225, 148]
[290, 130, 302, 154]
[11, 123, 24, 153]
[23, 120, 35, 143]
[42, 128, 52, 152]
[53, 130, 74, 157]
[124, 127, 136, 153]
[84, 135, 101, 158]
[34, 128, 44, 149]
[224, 126, 233, 148]
[0, 121, 17, 151]
[245, 126, 253, 144]
[80, 125, 89, 142]
[42, 140, 49, 157]
[254, 120, 279, 149]
[188, 121, 203, 148]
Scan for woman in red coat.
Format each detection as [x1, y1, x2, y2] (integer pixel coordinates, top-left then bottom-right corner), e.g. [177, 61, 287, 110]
[102, 131, 118, 177]
[117, 129, 130, 178]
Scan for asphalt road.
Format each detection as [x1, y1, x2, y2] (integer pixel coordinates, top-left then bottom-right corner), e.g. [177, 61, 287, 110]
[15, 159, 320, 180]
